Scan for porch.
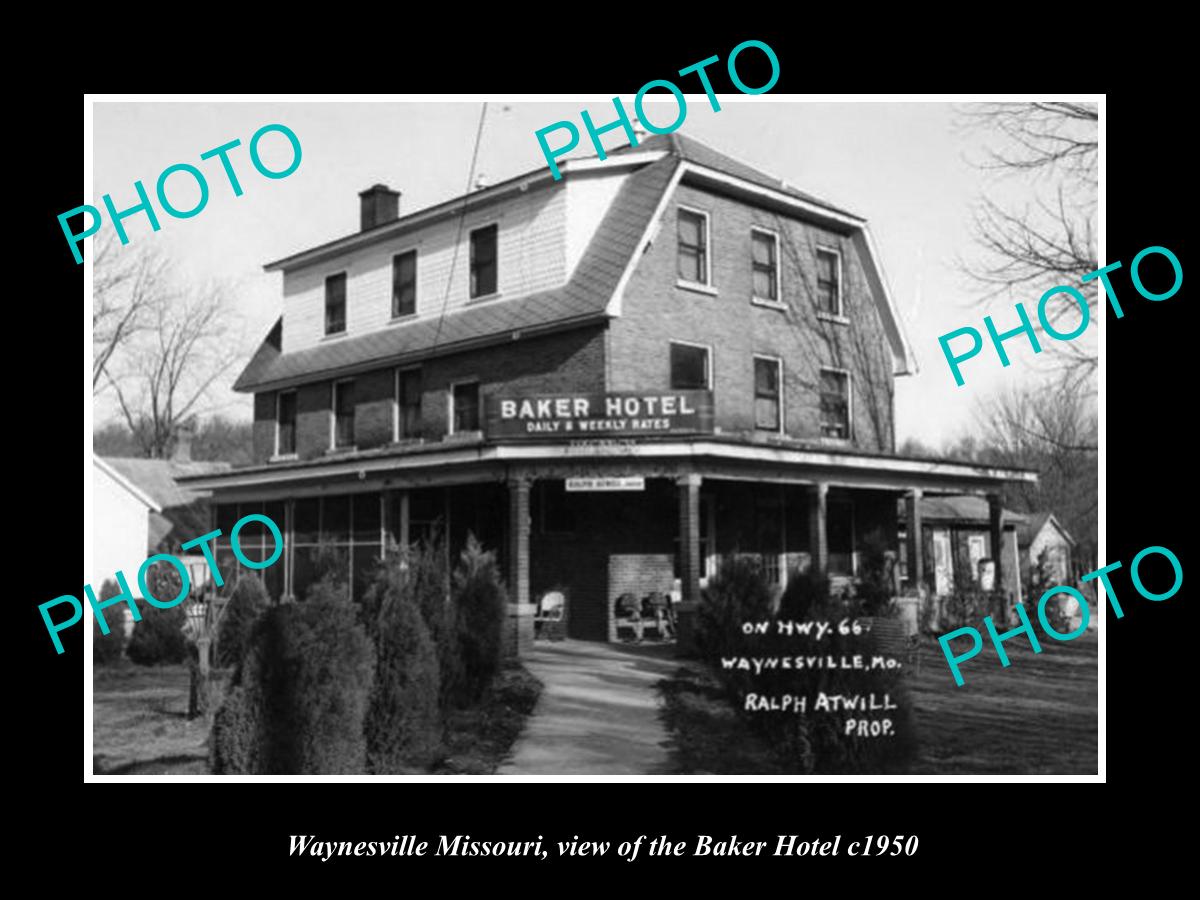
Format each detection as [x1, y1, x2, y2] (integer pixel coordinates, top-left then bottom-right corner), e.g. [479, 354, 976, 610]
[184, 438, 1036, 654]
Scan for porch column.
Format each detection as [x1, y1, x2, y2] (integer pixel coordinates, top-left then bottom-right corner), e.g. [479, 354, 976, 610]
[808, 482, 828, 576]
[398, 490, 410, 550]
[906, 488, 924, 591]
[988, 492, 1005, 596]
[507, 476, 532, 606]
[677, 474, 703, 604]
[505, 475, 535, 657]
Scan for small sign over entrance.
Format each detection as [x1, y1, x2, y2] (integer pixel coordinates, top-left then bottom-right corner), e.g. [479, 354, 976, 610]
[565, 477, 646, 492]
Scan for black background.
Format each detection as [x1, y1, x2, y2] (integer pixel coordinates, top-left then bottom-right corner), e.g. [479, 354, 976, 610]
[18, 22, 1188, 885]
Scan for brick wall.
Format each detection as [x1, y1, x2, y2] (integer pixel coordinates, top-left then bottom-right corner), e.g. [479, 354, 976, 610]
[250, 326, 608, 464]
[417, 326, 606, 439]
[610, 183, 896, 452]
[354, 368, 394, 450]
[295, 381, 332, 460]
[529, 478, 677, 641]
[252, 391, 276, 461]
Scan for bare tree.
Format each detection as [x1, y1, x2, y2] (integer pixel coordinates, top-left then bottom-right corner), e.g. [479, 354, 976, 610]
[966, 370, 1098, 566]
[107, 280, 239, 458]
[92, 235, 169, 393]
[957, 102, 1100, 379]
[776, 225, 896, 452]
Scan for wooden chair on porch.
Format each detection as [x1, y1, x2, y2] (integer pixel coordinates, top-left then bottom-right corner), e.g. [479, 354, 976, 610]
[534, 591, 566, 641]
[641, 592, 675, 641]
[613, 592, 644, 642]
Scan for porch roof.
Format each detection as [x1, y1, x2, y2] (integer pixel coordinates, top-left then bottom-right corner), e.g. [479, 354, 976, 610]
[178, 436, 1036, 498]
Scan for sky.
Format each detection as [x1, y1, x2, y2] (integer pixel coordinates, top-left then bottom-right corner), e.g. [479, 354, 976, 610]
[91, 99, 1095, 446]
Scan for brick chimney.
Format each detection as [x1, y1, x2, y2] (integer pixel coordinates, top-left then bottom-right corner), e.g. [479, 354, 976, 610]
[359, 184, 401, 231]
[173, 418, 196, 463]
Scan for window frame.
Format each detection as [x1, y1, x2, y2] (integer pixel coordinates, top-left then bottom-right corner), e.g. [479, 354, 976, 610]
[675, 205, 712, 290]
[818, 366, 853, 441]
[390, 249, 418, 320]
[448, 379, 482, 435]
[331, 378, 356, 450]
[468, 223, 500, 300]
[752, 354, 784, 434]
[393, 366, 422, 442]
[324, 271, 348, 337]
[668, 339, 714, 391]
[274, 390, 298, 458]
[814, 245, 844, 319]
[750, 227, 783, 309]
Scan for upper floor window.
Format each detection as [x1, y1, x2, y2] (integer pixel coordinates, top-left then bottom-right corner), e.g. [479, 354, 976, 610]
[325, 272, 347, 335]
[276, 390, 297, 456]
[751, 229, 780, 304]
[677, 207, 710, 286]
[754, 356, 782, 432]
[816, 247, 842, 316]
[333, 379, 355, 449]
[392, 250, 417, 318]
[395, 367, 422, 440]
[470, 225, 498, 298]
[819, 368, 850, 439]
[670, 341, 711, 390]
[451, 381, 480, 433]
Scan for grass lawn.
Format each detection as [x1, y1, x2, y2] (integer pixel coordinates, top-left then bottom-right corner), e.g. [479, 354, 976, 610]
[93, 665, 209, 775]
[909, 631, 1097, 774]
[92, 662, 541, 776]
[658, 632, 1098, 775]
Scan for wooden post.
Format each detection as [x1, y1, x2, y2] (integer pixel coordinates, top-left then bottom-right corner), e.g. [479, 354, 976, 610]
[809, 482, 828, 576]
[906, 488, 924, 591]
[988, 492, 1006, 620]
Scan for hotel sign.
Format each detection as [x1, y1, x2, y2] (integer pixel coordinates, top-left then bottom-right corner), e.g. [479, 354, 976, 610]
[487, 391, 714, 440]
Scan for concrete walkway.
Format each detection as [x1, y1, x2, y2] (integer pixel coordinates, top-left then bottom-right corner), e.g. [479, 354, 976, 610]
[497, 639, 681, 775]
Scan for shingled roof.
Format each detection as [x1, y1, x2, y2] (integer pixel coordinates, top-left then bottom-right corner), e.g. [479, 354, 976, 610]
[614, 133, 861, 220]
[234, 155, 679, 393]
[233, 131, 899, 393]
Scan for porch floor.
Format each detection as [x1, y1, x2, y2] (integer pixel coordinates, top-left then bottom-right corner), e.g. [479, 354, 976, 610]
[497, 639, 679, 775]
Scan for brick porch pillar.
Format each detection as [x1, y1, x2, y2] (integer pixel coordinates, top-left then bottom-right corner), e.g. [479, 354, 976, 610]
[506, 475, 534, 656]
[808, 482, 828, 576]
[673, 474, 703, 656]
[677, 474, 702, 604]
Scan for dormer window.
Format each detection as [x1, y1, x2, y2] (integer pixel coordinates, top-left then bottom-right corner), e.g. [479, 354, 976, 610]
[392, 250, 417, 318]
[325, 272, 347, 335]
[469, 225, 498, 299]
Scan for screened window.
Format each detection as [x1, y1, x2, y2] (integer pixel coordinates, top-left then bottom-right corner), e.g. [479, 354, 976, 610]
[452, 382, 480, 433]
[325, 272, 346, 335]
[816, 248, 841, 315]
[670, 342, 710, 390]
[751, 230, 779, 302]
[396, 368, 422, 440]
[470, 225, 498, 298]
[754, 357, 782, 431]
[392, 250, 417, 318]
[277, 391, 296, 455]
[677, 208, 709, 284]
[819, 369, 850, 439]
[333, 380, 355, 449]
